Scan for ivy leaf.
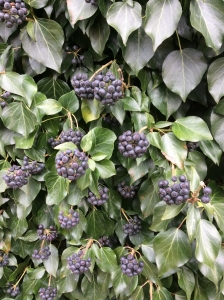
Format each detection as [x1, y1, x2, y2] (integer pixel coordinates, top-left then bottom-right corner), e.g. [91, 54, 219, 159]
[95, 160, 116, 179]
[172, 116, 213, 141]
[86, 210, 107, 239]
[106, 1, 142, 45]
[25, 0, 48, 8]
[210, 110, 224, 151]
[1, 102, 36, 137]
[123, 27, 153, 75]
[37, 77, 70, 99]
[162, 49, 207, 101]
[177, 267, 195, 300]
[67, 0, 98, 25]
[161, 133, 187, 169]
[195, 219, 221, 268]
[207, 57, 224, 103]
[81, 99, 104, 123]
[59, 90, 79, 113]
[199, 140, 222, 165]
[96, 248, 118, 273]
[190, 0, 224, 52]
[138, 179, 160, 218]
[161, 203, 186, 220]
[150, 83, 182, 119]
[21, 19, 64, 73]
[0, 72, 37, 107]
[36, 99, 62, 115]
[43, 244, 59, 277]
[212, 203, 224, 233]
[154, 287, 173, 300]
[153, 228, 192, 276]
[186, 204, 201, 242]
[144, 0, 182, 51]
[89, 15, 110, 56]
[45, 171, 69, 205]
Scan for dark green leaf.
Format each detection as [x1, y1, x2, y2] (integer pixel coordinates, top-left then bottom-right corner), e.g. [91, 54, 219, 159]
[154, 287, 173, 300]
[45, 171, 69, 205]
[67, 0, 98, 25]
[161, 203, 186, 220]
[95, 160, 116, 179]
[86, 210, 107, 239]
[207, 58, 224, 103]
[59, 91, 79, 113]
[37, 77, 70, 99]
[177, 267, 195, 300]
[186, 204, 201, 242]
[96, 247, 118, 273]
[199, 140, 222, 165]
[150, 202, 171, 232]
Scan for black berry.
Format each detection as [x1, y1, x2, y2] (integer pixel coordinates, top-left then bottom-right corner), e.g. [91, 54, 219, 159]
[117, 181, 137, 198]
[39, 286, 57, 300]
[67, 250, 91, 274]
[58, 209, 80, 229]
[120, 254, 144, 277]
[123, 216, 142, 235]
[87, 186, 109, 206]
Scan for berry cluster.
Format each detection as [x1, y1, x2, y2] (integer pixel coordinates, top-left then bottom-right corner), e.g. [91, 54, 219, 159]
[200, 186, 212, 204]
[123, 216, 142, 236]
[0, 251, 9, 267]
[67, 250, 91, 274]
[120, 254, 144, 277]
[0, 91, 10, 108]
[6, 283, 20, 297]
[37, 224, 58, 241]
[55, 149, 89, 181]
[98, 236, 113, 248]
[65, 45, 85, 68]
[103, 115, 120, 127]
[117, 182, 137, 199]
[92, 71, 123, 105]
[39, 287, 57, 300]
[22, 156, 45, 175]
[58, 209, 80, 229]
[0, 0, 28, 28]
[158, 175, 190, 205]
[87, 186, 109, 206]
[48, 129, 84, 148]
[3, 165, 29, 188]
[32, 246, 51, 260]
[85, 0, 97, 6]
[71, 73, 94, 100]
[118, 131, 149, 158]
[187, 142, 200, 152]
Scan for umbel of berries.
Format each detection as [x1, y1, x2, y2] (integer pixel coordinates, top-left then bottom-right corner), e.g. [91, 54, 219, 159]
[21, 156, 45, 175]
[92, 71, 123, 106]
[120, 254, 144, 277]
[0, 91, 10, 108]
[187, 141, 199, 152]
[39, 286, 57, 300]
[87, 186, 109, 206]
[48, 129, 85, 149]
[55, 149, 89, 181]
[118, 131, 149, 158]
[32, 246, 51, 261]
[123, 216, 142, 236]
[3, 165, 29, 188]
[0, 251, 9, 267]
[67, 250, 91, 275]
[158, 175, 190, 205]
[201, 186, 212, 204]
[117, 181, 137, 199]
[71, 73, 94, 100]
[6, 283, 20, 297]
[58, 209, 80, 229]
[37, 224, 58, 241]
[0, 0, 28, 28]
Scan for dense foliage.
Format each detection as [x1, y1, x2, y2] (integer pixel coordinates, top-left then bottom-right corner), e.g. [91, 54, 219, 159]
[0, 0, 224, 299]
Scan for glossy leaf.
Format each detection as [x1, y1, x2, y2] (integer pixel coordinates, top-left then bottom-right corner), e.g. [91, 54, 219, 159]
[177, 267, 195, 300]
[43, 244, 59, 276]
[37, 77, 70, 99]
[36, 99, 62, 115]
[207, 57, 224, 103]
[96, 247, 118, 273]
[162, 49, 207, 101]
[106, 1, 142, 45]
[144, 0, 182, 51]
[67, 0, 98, 25]
[45, 171, 69, 205]
[199, 140, 222, 165]
[186, 204, 201, 242]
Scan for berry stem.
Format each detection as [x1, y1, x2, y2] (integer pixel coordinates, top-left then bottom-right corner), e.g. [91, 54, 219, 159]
[178, 217, 187, 229]
[71, 113, 79, 129]
[67, 112, 73, 129]
[171, 164, 175, 177]
[139, 126, 148, 133]
[89, 60, 116, 81]
[48, 275, 52, 287]
[41, 115, 65, 123]
[121, 208, 130, 223]
[15, 267, 28, 287]
[176, 30, 182, 52]
[149, 281, 153, 300]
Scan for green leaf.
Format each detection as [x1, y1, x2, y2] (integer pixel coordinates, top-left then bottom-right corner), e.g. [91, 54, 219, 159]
[210, 110, 224, 151]
[106, 1, 142, 45]
[138, 179, 160, 218]
[54, 142, 77, 151]
[112, 267, 131, 296]
[0, 72, 37, 107]
[154, 287, 173, 300]
[59, 91, 79, 113]
[177, 267, 195, 300]
[207, 58, 224, 103]
[128, 158, 154, 185]
[36, 99, 62, 115]
[67, 0, 98, 25]
[212, 203, 224, 233]
[199, 140, 222, 165]
[86, 210, 107, 239]
[195, 219, 221, 268]
[81, 127, 116, 160]
[21, 19, 64, 72]
[43, 244, 58, 277]
[81, 274, 104, 300]
[150, 83, 182, 119]
[198, 261, 222, 289]
[1, 102, 36, 137]
[81, 99, 104, 123]
[190, 0, 224, 52]
[14, 127, 38, 149]
[162, 49, 207, 101]
[140, 256, 161, 285]
[153, 228, 192, 276]
[103, 189, 121, 220]
[144, 0, 182, 51]
[141, 237, 155, 263]
[214, 98, 224, 116]
[172, 116, 213, 142]
[123, 27, 153, 75]
[89, 15, 110, 56]
[37, 77, 70, 99]
[161, 132, 187, 169]
[25, 0, 48, 8]
[122, 97, 141, 111]
[9, 217, 28, 239]
[186, 204, 201, 242]
[96, 248, 118, 273]
[0, 22, 17, 43]
[161, 203, 186, 220]
[150, 202, 171, 232]
[45, 171, 69, 205]
[0, 45, 14, 72]
[128, 286, 144, 300]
